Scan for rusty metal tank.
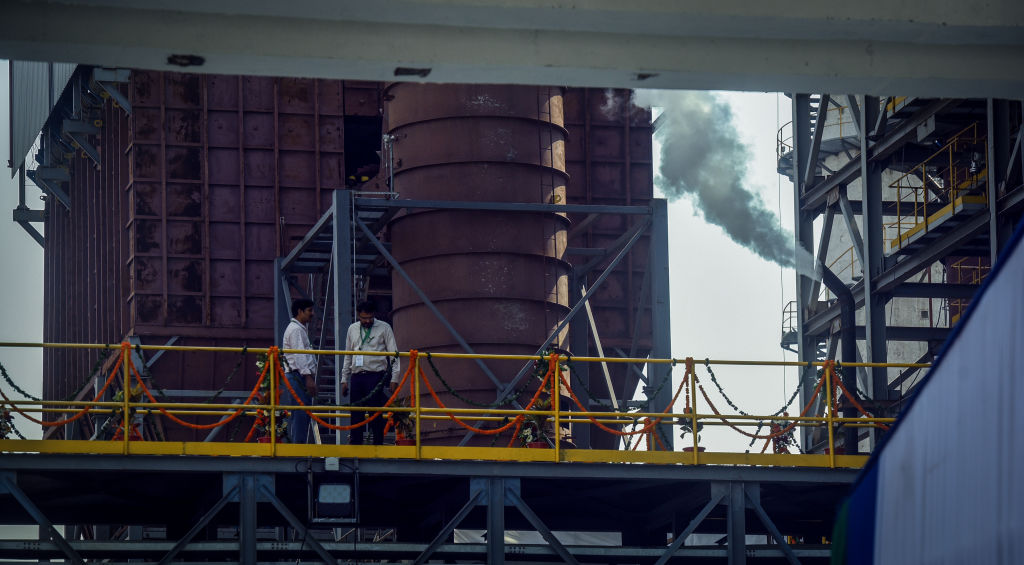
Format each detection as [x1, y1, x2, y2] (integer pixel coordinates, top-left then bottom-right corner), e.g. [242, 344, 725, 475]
[40, 69, 384, 441]
[385, 83, 570, 444]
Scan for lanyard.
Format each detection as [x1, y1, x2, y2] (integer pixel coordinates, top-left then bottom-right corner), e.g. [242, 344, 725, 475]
[360, 326, 373, 346]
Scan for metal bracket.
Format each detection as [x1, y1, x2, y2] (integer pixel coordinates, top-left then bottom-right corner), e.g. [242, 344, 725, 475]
[470, 477, 520, 505]
[26, 168, 71, 210]
[15, 219, 45, 246]
[12, 207, 44, 223]
[711, 481, 759, 508]
[62, 119, 101, 165]
[92, 68, 132, 114]
[223, 473, 275, 500]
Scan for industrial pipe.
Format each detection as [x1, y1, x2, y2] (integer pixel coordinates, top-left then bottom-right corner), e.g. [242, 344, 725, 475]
[818, 264, 860, 454]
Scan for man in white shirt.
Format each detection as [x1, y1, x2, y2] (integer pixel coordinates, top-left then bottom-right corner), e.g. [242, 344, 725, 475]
[281, 298, 318, 443]
[340, 300, 400, 445]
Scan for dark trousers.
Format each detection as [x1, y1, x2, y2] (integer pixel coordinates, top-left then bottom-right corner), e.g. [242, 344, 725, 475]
[349, 370, 389, 445]
[282, 371, 312, 444]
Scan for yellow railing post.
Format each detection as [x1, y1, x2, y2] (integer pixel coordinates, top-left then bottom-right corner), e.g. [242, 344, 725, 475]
[553, 355, 561, 463]
[825, 361, 835, 469]
[122, 342, 131, 454]
[686, 357, 698, 464]
[269, 346, 277, 454]
[414, 352, 421, 459]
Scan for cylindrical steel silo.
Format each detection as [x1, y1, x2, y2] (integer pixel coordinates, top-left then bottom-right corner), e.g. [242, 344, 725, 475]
[386, 83, 570, 444]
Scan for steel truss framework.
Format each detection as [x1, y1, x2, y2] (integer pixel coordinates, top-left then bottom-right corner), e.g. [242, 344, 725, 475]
[787, 95, 1024, 451]
[275, 189, 673, 449]
[15, 66, 132, 247]
[0, 454, 856, 564]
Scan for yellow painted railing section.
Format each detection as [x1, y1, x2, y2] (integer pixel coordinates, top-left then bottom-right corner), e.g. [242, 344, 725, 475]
[0, 342, 926, 469]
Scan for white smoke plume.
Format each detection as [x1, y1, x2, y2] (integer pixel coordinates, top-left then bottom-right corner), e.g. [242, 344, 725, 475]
[632, 90, 817, 279]
[600, 88, 624, 119]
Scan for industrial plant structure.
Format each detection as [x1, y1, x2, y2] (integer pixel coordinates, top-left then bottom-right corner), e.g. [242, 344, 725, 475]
[9, 64, 668, 449]
[779, 95, 1024, 452]
[2, 56, 1022, 563]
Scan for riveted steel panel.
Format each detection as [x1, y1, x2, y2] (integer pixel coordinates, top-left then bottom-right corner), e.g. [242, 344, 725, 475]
[42, 69, 384, 441]
[386, 83, 571, 444]
[563, 88, 654, 449]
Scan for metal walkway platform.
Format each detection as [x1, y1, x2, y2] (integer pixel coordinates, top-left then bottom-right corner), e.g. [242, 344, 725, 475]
[0, 454, 855, 564]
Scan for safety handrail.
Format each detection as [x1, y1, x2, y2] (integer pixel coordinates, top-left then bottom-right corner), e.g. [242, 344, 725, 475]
[887, 122, 988, 251]
[0, 342, 927, 468]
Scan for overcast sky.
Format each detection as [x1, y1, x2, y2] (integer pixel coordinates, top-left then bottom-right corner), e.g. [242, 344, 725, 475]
[657, 90, 798, 453]
[0, 61, 799, 452]
[0, 60, 45, 440]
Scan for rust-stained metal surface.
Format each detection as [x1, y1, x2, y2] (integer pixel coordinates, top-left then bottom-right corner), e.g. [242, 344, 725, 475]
[386, 83, 571, 443]
[40, 75, 653, 446]
[127, 72, 353, 338]
[43, 70, 384, 439]
[564, 88, 654, 449]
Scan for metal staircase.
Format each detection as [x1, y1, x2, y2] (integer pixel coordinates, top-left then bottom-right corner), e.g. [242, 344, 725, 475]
[278, 189, 397, 444]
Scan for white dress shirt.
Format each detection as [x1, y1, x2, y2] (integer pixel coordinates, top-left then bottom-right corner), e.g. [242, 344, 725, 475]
[340, 319, 401, 385]
[282, 318, 317, 375]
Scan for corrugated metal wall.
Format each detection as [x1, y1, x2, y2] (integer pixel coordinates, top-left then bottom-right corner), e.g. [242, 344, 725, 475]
[42, 77, 130, 411]
[8, 61, 77, 174]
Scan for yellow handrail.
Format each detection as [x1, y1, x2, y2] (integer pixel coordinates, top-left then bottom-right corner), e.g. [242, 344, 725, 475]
[887, 122, 988, 251]
[0, 341, 925, 468]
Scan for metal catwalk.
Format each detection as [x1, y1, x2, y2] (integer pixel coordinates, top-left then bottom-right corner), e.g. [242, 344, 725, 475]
[0, 454, 855, 564]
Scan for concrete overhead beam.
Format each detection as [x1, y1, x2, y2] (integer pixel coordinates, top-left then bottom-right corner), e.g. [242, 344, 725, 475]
[1, 1, 1023, 97]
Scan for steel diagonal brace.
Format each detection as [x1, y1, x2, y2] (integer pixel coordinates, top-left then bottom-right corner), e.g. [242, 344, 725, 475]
[414, 489, 486, 565]
[26, 169, 71, 210]
[460, 215, 652, 445]
[157, 484, 238, 565]
[804, 94, 831, 189]
[746, 488, 801, 565]
[838, 189, 866, 268]
[582, 284, 618, 410]
[260, 484, 339, 565]
[281, 203, 336, 271]
[505, 216, 652, 400]
[653, 491, 726, 565]
[354, 216, 502, 389]
[92, 68, 132, 114]
[15, 220, 44, 247]
[576, 217, 651, 277]
[0, 474, 85, 565]
[506, 489, 581, 565]
[613, 347, 649, 383]
[62, 120, 101, 165]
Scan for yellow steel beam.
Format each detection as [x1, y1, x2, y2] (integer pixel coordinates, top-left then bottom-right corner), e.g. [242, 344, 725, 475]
[0, 440, 870, 468]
